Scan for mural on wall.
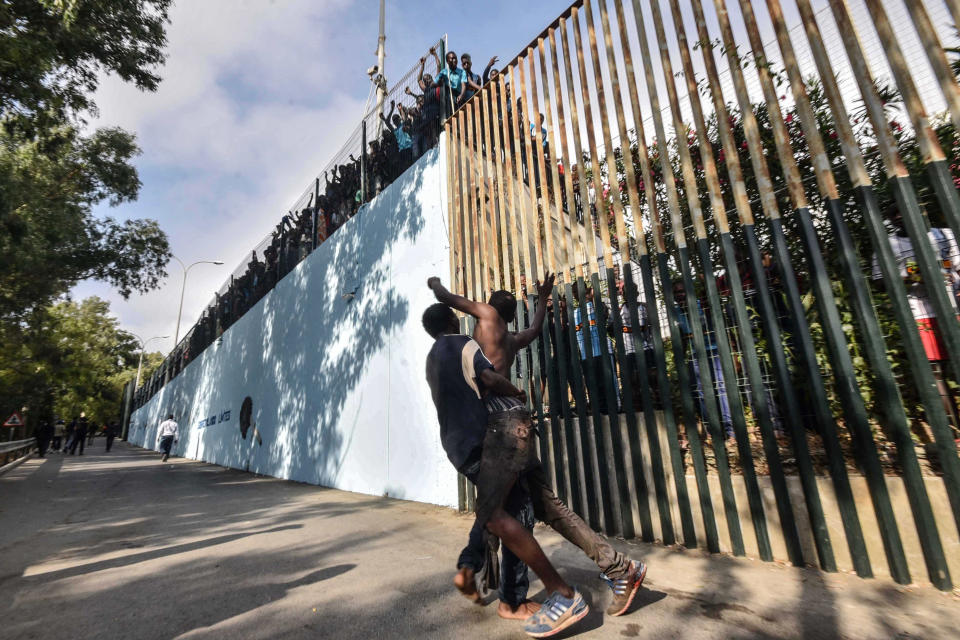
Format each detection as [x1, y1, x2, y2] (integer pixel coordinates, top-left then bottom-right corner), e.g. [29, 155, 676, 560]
[239, 395, 262, 445]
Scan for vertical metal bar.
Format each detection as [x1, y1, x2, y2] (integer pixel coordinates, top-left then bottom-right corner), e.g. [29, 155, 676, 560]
[487, 79, 515, 294]
[618, 0, 706, 551]
[859, 0, 960, 242]
[652, 0, 806, 565]
[527, 50, 557, 276]
[711, 0, 911, 579]
[477, 87, 502, 292]
[361, 121, 368, 203]
[829, 0, 960, 384]
[559, 14, 601, 277]
[604, 0, 684, 548]
[451, 116, 467, 296]
[604, 266, 652, 541]
[549, 25, 589, 280]
[496, 72, 524, 298]
[527, 293, 552, 489]
[583, 0, 631, 265]
[537, 37, 571, 277]
[548, 26, 588, 512]
[444, 123, 457, 289]
[902, 0, 960, 134]
[575, 275, 612, 531]
[467, 102, 491, 298]
[764, 0, 955, 582]
[651, 3, 788, 565]
[508, 64, 536, 293]
[312, 177, 320, 251]
[582, 0, 642, 538]
[636, 0, 741, 553]
[456, 114, 476, 300]
[516, 54, 545, 281]
[571, 5, 616, 272]
[464, 104, 482, 301]
[551, 281, 576, 505]
[795, 0, 960, 582]
[563, 280, 595, 522]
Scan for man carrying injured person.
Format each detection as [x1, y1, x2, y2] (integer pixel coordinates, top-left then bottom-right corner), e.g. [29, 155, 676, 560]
[428, 275, 647, 637]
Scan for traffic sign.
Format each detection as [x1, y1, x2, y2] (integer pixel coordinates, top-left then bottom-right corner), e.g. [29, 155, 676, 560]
[3, 412, 23, 427]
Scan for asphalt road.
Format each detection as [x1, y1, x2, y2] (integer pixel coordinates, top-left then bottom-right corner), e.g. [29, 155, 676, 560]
[1, 442, 958, 639]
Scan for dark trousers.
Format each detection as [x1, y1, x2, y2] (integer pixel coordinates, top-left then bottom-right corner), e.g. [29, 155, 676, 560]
[69, 432, 86, 455]
[159, 435, 174, 457]
[462, 421, 631, 603]
[36, 437, 49, 457]
[460, 461, 534, 607]
[106, 435, 115, 452]
[52, 436, 62, 451]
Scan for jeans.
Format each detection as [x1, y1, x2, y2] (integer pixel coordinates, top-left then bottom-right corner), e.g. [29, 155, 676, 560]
[159, 435, 174, 457]
[69, 432, 85, 455]
[691, 349, 733, 438]
[459, 468, 534, 608]
[461, 413, 631, 604]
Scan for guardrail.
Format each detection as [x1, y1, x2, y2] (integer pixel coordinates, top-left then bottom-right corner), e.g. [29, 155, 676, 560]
[1, 438, 34, 465]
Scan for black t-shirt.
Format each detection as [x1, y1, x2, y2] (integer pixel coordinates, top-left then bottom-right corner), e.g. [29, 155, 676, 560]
[425, 334, 494, 471]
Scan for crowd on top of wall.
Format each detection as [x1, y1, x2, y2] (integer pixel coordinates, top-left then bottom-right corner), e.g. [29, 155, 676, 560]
[133, 44, 505, 410]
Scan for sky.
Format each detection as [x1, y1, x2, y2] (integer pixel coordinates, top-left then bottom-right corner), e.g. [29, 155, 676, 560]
[74, 0, 573, 353]
[73, 0, 955, 356]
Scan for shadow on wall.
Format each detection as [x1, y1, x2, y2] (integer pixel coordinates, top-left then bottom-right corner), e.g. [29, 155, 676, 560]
[130, 147, 443, 497]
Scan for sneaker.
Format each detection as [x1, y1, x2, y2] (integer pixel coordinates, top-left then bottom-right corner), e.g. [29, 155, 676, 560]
[523, 588, 588, 638]
[601, 560, 646, 616]
[161, 454, 168, 462]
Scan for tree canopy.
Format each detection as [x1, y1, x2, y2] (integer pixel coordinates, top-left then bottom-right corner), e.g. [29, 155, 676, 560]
[0, 0, 173, 425]
[0, 296, 160, 424]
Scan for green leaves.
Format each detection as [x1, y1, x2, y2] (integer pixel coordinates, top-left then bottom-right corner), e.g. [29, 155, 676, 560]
[0, 0, 171, 132]
[0, 0, 172, 425]
[0, 296, 154, 423]
[0, 123, 170, 319]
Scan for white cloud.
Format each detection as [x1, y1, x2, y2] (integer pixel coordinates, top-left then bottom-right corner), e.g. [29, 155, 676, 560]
[76, 0, 374, 353]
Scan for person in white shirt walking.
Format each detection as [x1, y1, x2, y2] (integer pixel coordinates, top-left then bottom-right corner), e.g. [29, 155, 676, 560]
[156, 414, 179, 462]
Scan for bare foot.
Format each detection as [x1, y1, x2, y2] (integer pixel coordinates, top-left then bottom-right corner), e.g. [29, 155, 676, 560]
[497, 600, 541, 620]
[453, 567, 481, 604]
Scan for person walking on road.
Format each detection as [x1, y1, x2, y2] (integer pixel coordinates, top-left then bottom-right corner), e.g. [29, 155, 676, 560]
[69, 415, 89, 455]
[157, 414, 178, 462]
[63, 418, 76, 454]
[52, 420, 65, 452]
[35, 420, 53, 457]
[104, 421, 118, 452]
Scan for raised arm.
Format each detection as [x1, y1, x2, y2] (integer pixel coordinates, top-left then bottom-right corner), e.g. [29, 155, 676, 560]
[513, 272, 555, 348]
[427, 276, 494, 320]
[379, 100, 397, 131]
[417, 56, 428, 91]
[479, 368, 527, 404]
[430, 47, 442, 74]
[482, 56, 498, 84]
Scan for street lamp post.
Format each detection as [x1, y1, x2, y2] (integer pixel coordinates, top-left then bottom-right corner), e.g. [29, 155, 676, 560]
[133, 334, 169, 390]
[172, 256, 224, 348]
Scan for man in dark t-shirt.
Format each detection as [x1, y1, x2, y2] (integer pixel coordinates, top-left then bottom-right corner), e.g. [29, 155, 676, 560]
[425, 305, 597, 636]
[424, 303, 544, 621]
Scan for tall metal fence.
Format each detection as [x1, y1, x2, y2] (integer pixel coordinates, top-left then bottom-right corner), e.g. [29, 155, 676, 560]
[132, 36, 447, 411]
[447, 0, 960, 590]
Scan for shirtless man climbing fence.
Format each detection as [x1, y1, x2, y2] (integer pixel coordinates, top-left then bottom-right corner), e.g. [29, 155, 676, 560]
[427, 275, 647, 636]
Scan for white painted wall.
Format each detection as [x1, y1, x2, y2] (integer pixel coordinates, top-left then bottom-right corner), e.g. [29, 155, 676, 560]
[129, 141, 459, 507]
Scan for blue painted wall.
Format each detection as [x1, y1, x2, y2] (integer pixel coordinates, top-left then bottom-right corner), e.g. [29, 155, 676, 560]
[129, 142, 459, 507]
